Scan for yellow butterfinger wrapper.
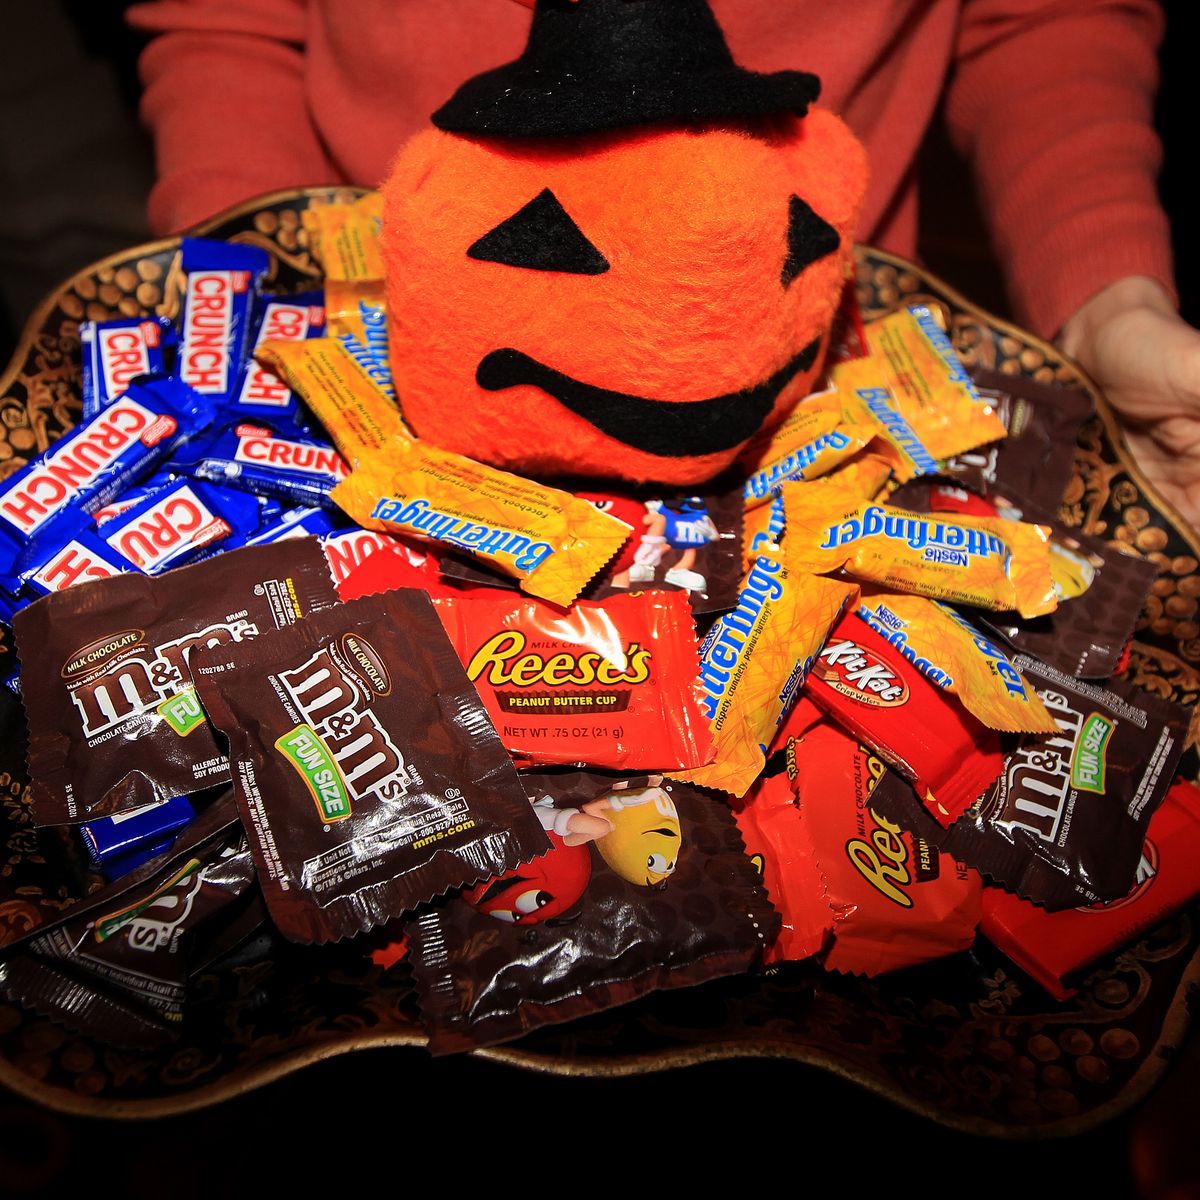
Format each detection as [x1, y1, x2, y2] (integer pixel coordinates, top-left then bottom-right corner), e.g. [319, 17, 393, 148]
[302, 193, 383, 282]
[741, 494, 786, 571]
[782, 482, 1056, 619]
[831, 356, 941, 483]
[818, 450, 893, 502]
[321, 279, 395, 402]
[334, 442, 632, 609]
[740, 392, 873, 509]
[671, 546, 857, 797]
[856, 591, 1058, 733]
[857, 305, 1007, 463]
[257, 338, 411, 459]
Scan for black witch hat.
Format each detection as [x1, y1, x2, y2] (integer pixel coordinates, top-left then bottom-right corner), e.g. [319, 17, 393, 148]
[432, 0, 821, 138]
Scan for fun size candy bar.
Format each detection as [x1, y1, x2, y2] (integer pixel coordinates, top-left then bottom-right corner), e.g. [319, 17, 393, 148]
[783, 482, 1057, 619]
[803, 612, 1007, 826]
[787, 716, 983, 976]
[80, 316, 176, 419]
[228, 291, 325, 428]
[670, 542, 857, 797]
[854, 591, 1058, 734]
[432, 590, 713, 773]
[0, 376, 213, 577]
[173, 422, 349, 510]
[980, 779, 1200, 999]
[192, 588, 550, 944]
[15, 539, 340, 825]
[81, 796, 196, 867]
[409, 774, 778, 1055]
[175, 238, 270, 403]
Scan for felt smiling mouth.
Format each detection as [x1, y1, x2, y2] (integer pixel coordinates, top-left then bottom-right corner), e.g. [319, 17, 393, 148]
[475, 337, 822, 458]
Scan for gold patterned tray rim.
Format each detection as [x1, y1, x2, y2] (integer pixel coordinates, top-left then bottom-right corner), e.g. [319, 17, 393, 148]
[0, 186, 1196, 1134]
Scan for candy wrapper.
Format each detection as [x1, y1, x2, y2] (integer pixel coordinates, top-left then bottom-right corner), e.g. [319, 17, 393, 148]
[733, 766, 835, 965]
[671, 542, 857, 797]
[192, 588, 550, 943]
[0, 790, 258, 1048]
[259, 338, 631, 607]
[15, 539, 339, 825]
[898, 482, 1158, 679]
[408, 774, 778, 1054]
[782, 482, 1057, 619]
[854, 592, 1058, 734]
[786, 716, 983, 976]
[80, 316, 176, 419]
[870, 656, 1191, 909]
[432, 590, 713, 772]
[804, 612, 1006, 826]
[981, 779, 1200, 999]
[858, 303, 1007, 462]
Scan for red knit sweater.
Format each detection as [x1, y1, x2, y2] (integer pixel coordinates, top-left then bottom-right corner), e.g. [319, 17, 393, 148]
[127, 0, 1171, 338]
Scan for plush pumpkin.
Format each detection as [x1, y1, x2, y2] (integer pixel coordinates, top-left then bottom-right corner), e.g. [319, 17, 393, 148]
[381, 0, 867, 487]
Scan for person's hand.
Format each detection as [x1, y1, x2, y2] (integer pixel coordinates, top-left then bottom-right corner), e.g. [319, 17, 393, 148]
[1059, 276, 1200, 531]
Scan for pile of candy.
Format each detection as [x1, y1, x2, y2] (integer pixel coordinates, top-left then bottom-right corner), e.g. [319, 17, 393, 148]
[0, 194, 1197, 1056]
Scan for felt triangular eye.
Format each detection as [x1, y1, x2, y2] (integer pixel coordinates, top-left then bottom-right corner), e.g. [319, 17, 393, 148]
[468, 188, 610, 275]
[782, 195, 840, 288]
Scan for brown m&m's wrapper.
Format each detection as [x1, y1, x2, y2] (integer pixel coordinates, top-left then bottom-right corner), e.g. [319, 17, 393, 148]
[980, 779, 1200, 999]
[0, 790, 257, 1048]
[16, 539, 340, 825]
[408, 774, 778, 1054]
[193, 588, 549, 943]
[953, 368, 1093, 515]
[870, 657, 1191, 910]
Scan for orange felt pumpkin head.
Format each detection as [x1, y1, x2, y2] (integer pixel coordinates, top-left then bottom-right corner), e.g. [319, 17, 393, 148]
[381, 0, 867, 487]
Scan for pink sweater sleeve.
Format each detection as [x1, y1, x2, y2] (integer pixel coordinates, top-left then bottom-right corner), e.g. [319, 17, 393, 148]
[945, 0, 1173, 337]
[128, 0, 341, 235]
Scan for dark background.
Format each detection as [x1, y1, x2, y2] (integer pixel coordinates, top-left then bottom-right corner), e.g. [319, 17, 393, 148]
[0, 4, 1197, 1196]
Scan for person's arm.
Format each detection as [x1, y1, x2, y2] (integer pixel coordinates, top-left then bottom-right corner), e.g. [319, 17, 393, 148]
[944, 1, 1200, 528]
[128, 0, 341, 235]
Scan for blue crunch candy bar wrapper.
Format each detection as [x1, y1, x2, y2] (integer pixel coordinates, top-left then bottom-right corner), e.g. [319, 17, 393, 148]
[409, 773, 779, 1054]
[14, 538, 340, 826]
[172, 422, 349, 510]
[12, 509, 145, 605]
[0, 376, 214, 580]
[247, 506, 341, 546]
[13, 478, 266, 601]
[175, 238, 270, 403]
[81, 796, 196, 866]
[91, 471, 179, 525]
[228, 291, 325, 428]
[89, 477, 267, 575]
[80, 316, 176, 419]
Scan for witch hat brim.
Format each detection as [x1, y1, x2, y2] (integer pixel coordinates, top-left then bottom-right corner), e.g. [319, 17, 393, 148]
[432, 0, 821, 139]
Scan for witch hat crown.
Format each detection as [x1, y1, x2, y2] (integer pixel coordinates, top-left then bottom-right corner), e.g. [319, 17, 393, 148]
[432, 0, 821, 138]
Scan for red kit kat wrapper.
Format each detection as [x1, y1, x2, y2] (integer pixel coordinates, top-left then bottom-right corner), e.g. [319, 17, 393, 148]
[802, 611, 1006, 826]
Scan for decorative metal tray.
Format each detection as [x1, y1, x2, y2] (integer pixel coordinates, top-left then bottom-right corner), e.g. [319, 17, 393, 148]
[0, 188, 1196, 1130]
